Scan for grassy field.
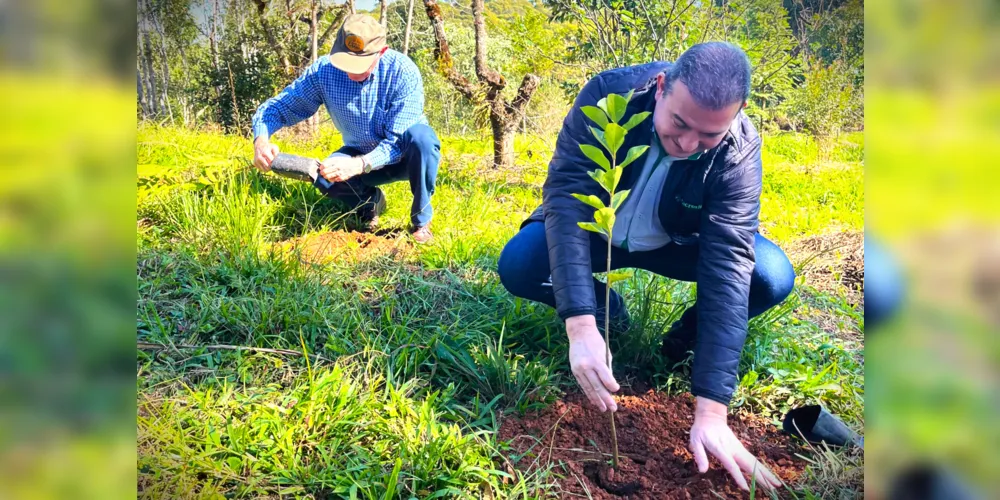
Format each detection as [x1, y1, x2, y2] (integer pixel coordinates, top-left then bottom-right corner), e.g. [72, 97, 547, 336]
[137, 124, 864, 498]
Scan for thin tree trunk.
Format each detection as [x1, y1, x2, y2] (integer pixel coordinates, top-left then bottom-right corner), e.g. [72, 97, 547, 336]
[178, 44, 192, 126]
[210, 0, 221, 72]
[151, 1, 175, 125]
[402, 0, 414, 55]
[137, 59, 146, 118]
[137, 17, 150, 117]
[141, 18, 159, 117]
[309, 0, 319, 133]
[379, 0, 388, 28]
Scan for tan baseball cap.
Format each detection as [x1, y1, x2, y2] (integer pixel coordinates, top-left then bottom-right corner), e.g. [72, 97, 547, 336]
[329, 14, 387, 74]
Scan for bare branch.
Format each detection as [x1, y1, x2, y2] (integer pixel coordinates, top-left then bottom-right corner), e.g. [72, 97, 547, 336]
[317, 3, 352, 51]
[422, 0, 478, 101]
[471, 0, 504, 89]
[508, 73, 541, 126]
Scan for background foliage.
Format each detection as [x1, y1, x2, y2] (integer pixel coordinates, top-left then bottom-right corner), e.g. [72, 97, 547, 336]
[137, 0, 863, 140]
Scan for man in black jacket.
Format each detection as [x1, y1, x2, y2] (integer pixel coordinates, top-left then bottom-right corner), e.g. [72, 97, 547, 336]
[498, 43, 794, 491]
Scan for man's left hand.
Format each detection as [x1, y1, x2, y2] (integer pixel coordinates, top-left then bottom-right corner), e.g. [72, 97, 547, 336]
[689, 396, 783, 492]
[320, 156, 364, 183]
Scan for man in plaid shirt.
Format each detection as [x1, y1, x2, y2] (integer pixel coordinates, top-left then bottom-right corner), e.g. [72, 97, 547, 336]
[252, 14, 439, 243]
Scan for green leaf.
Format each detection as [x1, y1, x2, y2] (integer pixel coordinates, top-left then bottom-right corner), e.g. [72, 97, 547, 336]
[594, 207, 616, 233]
[604, 167, 623, 193]
[227, 457, 242, 471]
[579, 144, 610, 170]
[590, 127, 608, 149]
[580, 106, 609, 129]
[619, 145, 650, 170]
[606, 93, 628, 123]
[606, 269, 634, 285]
[578, 222, 605, 235]
[611, 190, 630, 210]
[624, 89, 635, 103]
[622, 111, 652, 131]
[572, 193, 606, 209]
[382, 458, 403, 500]
[587, 169, 606, 187]
[604, 123, 625, 157]
[597, 97, 608, 114]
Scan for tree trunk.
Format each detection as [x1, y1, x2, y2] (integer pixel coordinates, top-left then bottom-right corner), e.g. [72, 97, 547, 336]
[141, 21, 159, 117]
[402, 0, 414, 55]
[379, 0, 388, 28]
[492, 118, 515, 169]
[309, 0, 319, 133]
[151, 0, 175, 125]
[139, 0, 159, 117]
[178, 44, 192, 126]
[136, 16, 150, 117]
[210, 0, 220, 72]
[137, 59, 146, 117]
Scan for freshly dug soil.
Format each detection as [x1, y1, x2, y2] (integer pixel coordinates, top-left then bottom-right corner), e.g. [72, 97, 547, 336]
[273, 230, 410, 265]
[498, 392, 806, 499]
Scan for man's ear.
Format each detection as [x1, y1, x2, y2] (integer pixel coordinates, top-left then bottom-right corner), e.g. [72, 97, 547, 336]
[656, 73, 666, 100]
[742, 100, 748, 109]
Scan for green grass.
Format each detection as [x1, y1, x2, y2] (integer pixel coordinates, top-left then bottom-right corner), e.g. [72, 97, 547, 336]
[137, 124, 864, 498]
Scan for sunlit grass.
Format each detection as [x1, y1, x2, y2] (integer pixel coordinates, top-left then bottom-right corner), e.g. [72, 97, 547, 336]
[136, 124, 864, 498]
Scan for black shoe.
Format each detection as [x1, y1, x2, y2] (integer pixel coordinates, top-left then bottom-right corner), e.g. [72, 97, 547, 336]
[357, 188, 387, 231]
[595, 292, 631, 334]
[660, 317, 696, 366]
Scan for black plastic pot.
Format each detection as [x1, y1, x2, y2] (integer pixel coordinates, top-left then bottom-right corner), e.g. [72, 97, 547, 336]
[888, 463, 981, 500]
[269, 153, 320, 182]
[782, 405, 863, 448]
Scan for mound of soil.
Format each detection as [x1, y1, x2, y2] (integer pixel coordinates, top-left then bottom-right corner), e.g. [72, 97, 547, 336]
[274, 230, 410, 265]
[498, 392, 805, 499]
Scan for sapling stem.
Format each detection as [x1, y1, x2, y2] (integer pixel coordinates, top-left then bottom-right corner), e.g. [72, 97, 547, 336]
[573, 90, 650, 470]
[605, 175, 620, 469]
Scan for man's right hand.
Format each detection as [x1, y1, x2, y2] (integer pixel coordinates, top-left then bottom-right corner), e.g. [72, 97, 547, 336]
[567, 315, 620, 412]
[253, 136, 280, 172]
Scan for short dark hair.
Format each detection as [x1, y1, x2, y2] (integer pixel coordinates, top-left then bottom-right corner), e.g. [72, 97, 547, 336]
[663, 42, 752, 110]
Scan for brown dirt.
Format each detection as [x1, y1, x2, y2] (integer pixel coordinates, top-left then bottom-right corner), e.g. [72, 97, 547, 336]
[498, 392, 806, 499]
[784, 231, 864, 305]
[272, 230, 411, 265]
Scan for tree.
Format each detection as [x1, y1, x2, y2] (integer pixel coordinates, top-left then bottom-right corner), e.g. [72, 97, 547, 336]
[250, 0, 354, 77]
[423, 0, 540, 169]
[548, 0, 697, 73]
[402, 0, 415, 55]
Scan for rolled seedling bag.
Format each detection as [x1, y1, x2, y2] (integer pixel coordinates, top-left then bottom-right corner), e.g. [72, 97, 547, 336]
[269, 153, 321, 182]
[782, 405, 863, 448]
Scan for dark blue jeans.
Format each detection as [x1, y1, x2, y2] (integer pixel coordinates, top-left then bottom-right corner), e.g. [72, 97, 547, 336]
[497, 221, 796, 337]
[864, 234, 904, 329]
[314, 124, 440, 228]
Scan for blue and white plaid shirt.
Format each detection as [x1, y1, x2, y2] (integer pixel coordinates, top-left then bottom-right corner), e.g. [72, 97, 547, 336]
[252, 49, 428, 169]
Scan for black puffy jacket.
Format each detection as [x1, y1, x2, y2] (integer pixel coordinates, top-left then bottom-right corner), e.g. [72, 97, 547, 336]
[524, 61, 763, 406]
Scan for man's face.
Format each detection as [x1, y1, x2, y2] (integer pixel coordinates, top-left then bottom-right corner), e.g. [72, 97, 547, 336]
[347, 51, 384, 82]
[652, 75, 744, 158]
